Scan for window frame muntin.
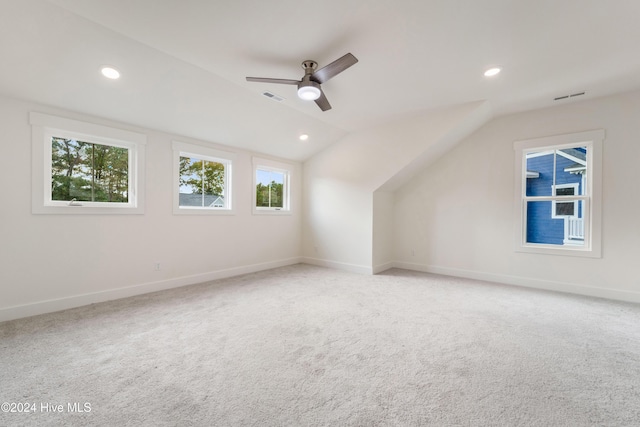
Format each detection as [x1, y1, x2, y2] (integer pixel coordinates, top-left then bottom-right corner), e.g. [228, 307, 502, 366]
[514, 129, 604, 258]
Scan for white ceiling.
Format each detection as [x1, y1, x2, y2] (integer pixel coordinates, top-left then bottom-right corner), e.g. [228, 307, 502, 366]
[2, 0, 640, 161]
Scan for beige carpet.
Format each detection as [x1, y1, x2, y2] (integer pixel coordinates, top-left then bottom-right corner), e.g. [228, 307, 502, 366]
[1, 264, 639, 426]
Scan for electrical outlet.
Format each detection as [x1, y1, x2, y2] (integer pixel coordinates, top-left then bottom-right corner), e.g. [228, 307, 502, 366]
[154, 262, 161, 271]
[411, 249, 415, 256]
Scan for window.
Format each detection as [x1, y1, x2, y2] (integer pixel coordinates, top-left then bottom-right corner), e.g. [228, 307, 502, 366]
[172, 141, 234, 214]
[30, 112, 146, 214]
[514, 130, 603, 257]
[50, 138, 129, 203]
[253, 157, 291, 214]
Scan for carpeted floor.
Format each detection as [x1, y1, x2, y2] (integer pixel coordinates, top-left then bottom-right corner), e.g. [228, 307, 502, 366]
[1, 264, 639, 426]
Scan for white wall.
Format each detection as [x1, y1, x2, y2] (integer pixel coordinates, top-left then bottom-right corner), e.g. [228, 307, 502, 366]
[372, 190, 394, 272]
[0, 96, 302, 321]
[393, 89, 640, 302]
[302, 101, 491, 273]
[9, 86, 636, 321]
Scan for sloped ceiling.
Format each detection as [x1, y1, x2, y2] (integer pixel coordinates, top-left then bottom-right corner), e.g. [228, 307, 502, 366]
[2, 0, 640, 161]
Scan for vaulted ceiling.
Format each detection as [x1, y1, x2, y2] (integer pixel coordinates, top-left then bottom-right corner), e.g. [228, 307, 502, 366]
[2, 0, 640, 161]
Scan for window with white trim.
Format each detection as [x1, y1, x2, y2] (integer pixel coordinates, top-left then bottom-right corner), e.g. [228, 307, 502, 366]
[172, 141, 234, 214]
[253, 157, 291, 214]
[30, 112, 146, 214]
[514, 129, 604, 257]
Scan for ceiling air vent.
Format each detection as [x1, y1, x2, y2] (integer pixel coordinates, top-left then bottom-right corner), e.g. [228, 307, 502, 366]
[554, 91, 585, 101]
[262, 91, 285, 102]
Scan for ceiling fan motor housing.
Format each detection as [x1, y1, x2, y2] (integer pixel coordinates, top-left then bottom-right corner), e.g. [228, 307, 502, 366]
[301, 60, 318, 73]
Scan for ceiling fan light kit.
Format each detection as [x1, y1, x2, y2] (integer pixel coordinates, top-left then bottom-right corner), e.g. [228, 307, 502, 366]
[246, 53, 358, 111]
[297, 81, 321, 100]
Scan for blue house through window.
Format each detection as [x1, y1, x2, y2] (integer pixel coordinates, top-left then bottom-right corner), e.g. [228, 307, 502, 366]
[526, 147, 586, 246]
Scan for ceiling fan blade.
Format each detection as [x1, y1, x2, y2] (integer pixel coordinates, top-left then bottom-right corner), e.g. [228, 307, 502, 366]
[311, 53, 358, 84]
[246, 77, 300, 85]
[314, 89, 332, 111]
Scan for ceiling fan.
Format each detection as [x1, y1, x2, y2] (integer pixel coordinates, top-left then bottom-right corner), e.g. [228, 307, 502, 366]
[246, 52, 358, 111]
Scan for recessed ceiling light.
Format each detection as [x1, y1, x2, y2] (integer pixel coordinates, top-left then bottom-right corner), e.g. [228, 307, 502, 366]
[299, 134, 309, 141]
[101, 66, 120, 79]
[484, 67, 501, 77]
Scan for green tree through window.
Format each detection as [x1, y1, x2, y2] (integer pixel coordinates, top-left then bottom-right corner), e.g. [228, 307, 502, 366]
[179, 156, 225, 196]
[256, 168, 285, 208]
[51, 137, 129, 202]
[256, 181, 284, 207]
[177, 154, 229, 209]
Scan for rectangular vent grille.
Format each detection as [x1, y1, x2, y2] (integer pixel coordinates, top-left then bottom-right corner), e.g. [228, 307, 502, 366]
[554, 91, 585, 101]
[262, 91, 285, 102]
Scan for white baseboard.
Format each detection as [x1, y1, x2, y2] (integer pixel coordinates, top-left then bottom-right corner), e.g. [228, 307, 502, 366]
[393, 261, 640, 304]
[6, 258, 636, 323]
[301, 257, 373, 275]
[0, 257, 302, 322]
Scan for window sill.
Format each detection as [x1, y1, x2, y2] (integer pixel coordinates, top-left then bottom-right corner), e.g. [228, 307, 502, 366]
[516, 243, 601, 258]
[173, 207, 235, 216]
[252, 208, 291, 216]
[33, 205, 144, 215]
